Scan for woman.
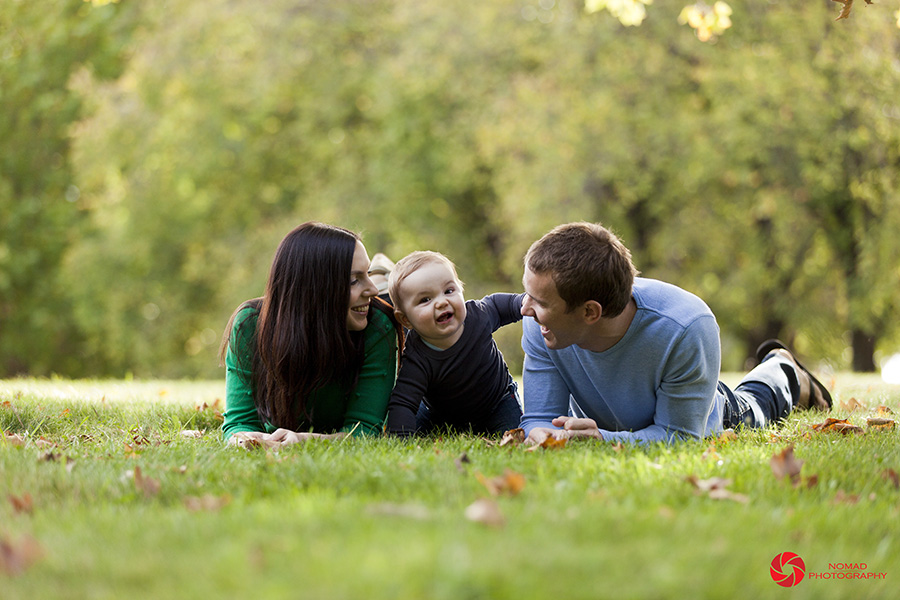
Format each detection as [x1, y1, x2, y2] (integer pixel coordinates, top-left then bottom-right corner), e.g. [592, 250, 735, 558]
[219, 222, 403, 446]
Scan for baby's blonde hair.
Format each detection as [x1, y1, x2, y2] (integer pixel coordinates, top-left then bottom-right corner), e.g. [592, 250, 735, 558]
[388, 251, 464, 311]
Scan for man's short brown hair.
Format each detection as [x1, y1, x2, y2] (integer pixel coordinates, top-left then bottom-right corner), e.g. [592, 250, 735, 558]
[524, 222, 639, 318]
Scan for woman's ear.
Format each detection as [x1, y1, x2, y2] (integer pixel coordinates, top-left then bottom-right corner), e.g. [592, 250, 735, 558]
[582, 300, 603, 324]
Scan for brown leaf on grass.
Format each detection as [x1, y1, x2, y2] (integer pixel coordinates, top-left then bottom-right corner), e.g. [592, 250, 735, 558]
[805, 474, 820, 489]
[882, 469, 899, 489]
[685, 476, 749, 503]
[3, 432, 26, 447]
[454, 452, 470, 473]
[366, 502, 430, 520]
[499, 428, 525, 447]
[8, 493, 33, 514]
[686, 475, 732, 492]
[718, 429, 737, 443]
[525, 433, 568, 452]
[833, 489, 860, 504]
[464, 498, 505, 527]
[866, 417, 896, 432]
[230, 432, 279, 450]
[180, 429, 205, 439]
[611, 442, 624, 452]
[770, 444, 804, 485]
[811, 418, 864, 435]
[184, 494, 231, 512]
[1, 400, 11, 408]
[876, 405, 895, 416]
[840, 397, 864, 412]
[133, 465, 161, 497]
[0, 535, 43, 575]
[701, 445, 721, 462]
[476, 469, 526, 497]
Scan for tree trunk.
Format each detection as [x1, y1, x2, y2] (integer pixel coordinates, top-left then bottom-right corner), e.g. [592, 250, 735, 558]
[851, 329, 876, 372]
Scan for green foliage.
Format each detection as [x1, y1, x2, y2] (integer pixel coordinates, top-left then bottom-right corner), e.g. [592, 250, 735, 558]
[2, 1, 900, 376]
[1, 377, 899, 598]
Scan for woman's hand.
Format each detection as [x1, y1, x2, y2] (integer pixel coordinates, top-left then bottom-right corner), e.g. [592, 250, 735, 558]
[230, 429, 347, 449]
[265, 428, 347, 445]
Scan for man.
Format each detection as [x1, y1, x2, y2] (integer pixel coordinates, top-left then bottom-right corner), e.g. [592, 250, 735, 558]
[520, 222, 832, 445]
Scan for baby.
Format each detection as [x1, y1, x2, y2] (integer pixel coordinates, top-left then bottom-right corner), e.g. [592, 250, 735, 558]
[386, 251, 524, 435]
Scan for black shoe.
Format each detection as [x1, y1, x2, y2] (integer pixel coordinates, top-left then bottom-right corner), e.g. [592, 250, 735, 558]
[756, 339, 833, 411]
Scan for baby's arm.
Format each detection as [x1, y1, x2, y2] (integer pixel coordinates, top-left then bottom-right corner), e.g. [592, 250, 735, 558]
[478, 292, 525, 331]
[385, 351, 429, 436]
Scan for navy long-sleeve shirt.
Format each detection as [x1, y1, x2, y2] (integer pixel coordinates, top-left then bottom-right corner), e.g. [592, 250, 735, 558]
[386, 293, 524, 434]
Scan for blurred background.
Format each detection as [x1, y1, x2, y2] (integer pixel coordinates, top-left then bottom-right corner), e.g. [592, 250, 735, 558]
[2, 0, 899, 380]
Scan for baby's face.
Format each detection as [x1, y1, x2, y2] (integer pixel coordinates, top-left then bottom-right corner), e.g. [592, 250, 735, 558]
[397, 261, 466, 349]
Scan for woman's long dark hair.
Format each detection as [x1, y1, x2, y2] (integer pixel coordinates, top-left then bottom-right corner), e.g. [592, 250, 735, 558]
[219, 222, 401, 430]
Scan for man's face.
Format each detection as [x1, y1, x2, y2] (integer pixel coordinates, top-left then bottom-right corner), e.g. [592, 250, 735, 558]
[521, 268, 586, 350]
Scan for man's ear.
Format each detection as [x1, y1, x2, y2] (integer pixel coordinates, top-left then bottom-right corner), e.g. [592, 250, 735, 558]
[394, 309, 412, 330]
[582, 300, 603, 324]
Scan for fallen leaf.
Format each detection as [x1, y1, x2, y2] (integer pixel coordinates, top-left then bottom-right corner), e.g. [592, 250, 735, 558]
[8, 493, 33, 514]
[770, 444, 803, 485]
[122, 442, 140, 458]
[686, 475, 732, 492]
[3, 432, 26, 447]
[866, 417, 896, 432]
[454, 452, 470, 473]
[180, 429, 205, 439]
[610, 442, 624, 452]
[133, 465, 161, 497]
[476, 469, 526, 497]
[882, 469, 899, 489]
[701, 445, 721, 461]
[840, 397, 864, 412]
[805, 474, 820, 489]
[464, 498, 505, 527]
[525, 433, 568, 452]
[365, 502, 430, 520]
[833, 489, 860, 504]
[686, 476, 748, 503]
[708, 488, 750, 504]
[811, 418, 864, 435]
[718, 429, 737, 443]
[1, 400, 11, 408]
[184, 494, 231, 512]
[876, 405, 895, 416]
[0, 535, 43, 575]
[499, 428, 525, 447]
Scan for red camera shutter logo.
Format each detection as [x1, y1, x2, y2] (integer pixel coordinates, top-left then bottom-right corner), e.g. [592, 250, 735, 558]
[770, 552, 806, 587]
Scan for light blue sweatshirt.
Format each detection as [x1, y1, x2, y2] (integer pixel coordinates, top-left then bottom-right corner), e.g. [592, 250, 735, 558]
[521, 278, 725, 443]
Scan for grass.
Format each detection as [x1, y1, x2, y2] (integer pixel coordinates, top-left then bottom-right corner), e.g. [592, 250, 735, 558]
[1, 375, 898, 599]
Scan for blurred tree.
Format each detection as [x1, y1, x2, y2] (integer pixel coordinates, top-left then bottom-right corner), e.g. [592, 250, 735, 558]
[0, 0, 135, 376]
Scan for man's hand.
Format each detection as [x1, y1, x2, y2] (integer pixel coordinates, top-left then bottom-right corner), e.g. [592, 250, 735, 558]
[552, 416, 603, 440]
[525, 416, 603, 446]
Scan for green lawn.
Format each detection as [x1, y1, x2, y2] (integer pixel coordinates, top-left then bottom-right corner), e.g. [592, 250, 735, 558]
[1, 375, 898, 599]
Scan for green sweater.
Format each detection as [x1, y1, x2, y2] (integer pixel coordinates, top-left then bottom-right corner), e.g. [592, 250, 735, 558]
[222, 306, 398, 440]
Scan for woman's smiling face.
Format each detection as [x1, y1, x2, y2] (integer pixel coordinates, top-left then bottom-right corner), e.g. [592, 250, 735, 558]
[346, 241, 378, 331]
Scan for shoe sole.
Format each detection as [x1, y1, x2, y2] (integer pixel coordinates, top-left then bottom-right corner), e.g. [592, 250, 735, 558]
[756, 339, 833, 410]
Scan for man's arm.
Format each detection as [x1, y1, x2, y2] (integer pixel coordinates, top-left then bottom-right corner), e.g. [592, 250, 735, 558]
[596, 315, 721, 443]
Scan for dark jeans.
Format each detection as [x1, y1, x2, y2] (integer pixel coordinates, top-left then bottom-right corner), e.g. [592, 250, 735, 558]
[415, 379, 522, 435]
[721, 352, 803, 429]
